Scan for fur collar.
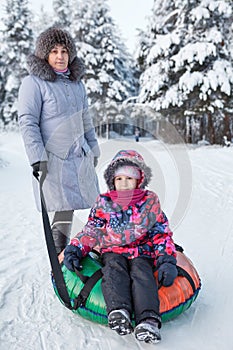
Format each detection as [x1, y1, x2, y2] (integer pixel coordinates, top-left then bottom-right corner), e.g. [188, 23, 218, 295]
[26, 55, 85, 82]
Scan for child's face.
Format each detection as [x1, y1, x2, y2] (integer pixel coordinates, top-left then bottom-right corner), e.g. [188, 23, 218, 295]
[114, 175, 138, 191]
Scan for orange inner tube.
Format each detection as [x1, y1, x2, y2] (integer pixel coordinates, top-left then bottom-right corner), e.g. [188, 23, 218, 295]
[154, 251, 201, 314]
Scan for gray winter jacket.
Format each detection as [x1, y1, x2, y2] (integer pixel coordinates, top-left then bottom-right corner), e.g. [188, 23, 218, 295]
[18, 56, 100, 212]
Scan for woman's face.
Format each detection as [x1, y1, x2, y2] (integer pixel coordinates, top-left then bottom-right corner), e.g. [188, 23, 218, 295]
[48, 44, 69, 70]
[114, 175, 138, 191]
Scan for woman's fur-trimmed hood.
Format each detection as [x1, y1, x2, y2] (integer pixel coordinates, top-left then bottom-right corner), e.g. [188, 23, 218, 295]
[104, 150, 152, 190]
[26, 55, 85, 82]
[26, 26, 85, 82]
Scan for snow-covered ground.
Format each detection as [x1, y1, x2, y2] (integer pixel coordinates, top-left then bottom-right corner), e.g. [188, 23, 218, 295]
[0, 132, 233, 350]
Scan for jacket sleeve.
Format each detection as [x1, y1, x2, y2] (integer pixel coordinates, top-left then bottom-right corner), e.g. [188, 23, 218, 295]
[18, 76, 48, 165]
[147, 192, 176, 261]
[80, 82, 100, 158]
[70, 195, 106, 256]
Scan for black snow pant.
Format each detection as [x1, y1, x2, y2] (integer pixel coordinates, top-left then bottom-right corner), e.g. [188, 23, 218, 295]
[101, 253, 161, 326]
[51, 210, 73, 255]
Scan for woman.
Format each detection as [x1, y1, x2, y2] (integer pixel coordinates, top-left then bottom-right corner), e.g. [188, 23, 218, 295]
[18, 27, 100, 255]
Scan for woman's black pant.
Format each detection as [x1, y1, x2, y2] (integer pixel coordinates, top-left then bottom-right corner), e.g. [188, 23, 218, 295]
[51, 210, 73, 254]
[101, 253, 160, 325]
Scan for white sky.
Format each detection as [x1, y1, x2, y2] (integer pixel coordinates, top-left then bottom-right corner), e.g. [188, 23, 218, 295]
[0, 0, 154, 53]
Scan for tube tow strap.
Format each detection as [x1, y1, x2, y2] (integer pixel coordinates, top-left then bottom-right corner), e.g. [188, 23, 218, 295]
[35, 171, 73, 310]
[72, 268, 103, 309]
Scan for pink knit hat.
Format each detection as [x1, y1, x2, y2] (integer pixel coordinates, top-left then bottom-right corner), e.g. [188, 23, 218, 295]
[114, 165, 141, 179]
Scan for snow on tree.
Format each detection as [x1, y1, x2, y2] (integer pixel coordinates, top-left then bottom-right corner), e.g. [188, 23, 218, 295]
[71, 0, 137, 130]
[53, 0, 72, 28]
[0, 32, 7, 129]
[70, 0, 138, 136]
[137, 0, 233, 144]
[0, 0, 33, 126]
[32, 5, 54, 40]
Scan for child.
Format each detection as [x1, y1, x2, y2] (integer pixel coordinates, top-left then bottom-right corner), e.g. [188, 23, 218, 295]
[64, 150, 177, 344]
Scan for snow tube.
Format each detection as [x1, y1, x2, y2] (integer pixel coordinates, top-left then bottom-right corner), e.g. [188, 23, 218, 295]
[53, 248, 201, 324]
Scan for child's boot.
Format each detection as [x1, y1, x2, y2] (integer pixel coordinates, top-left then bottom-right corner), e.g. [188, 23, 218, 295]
[108, 309, 133, 335]
[135, 317, 161, 344]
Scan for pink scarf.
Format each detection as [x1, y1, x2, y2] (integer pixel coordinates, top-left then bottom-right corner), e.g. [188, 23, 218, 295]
[108, 189, 146, 207]
[53, 68, 68, 73]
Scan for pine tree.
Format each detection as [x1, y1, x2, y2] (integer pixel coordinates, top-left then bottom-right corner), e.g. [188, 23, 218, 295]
[137, 0, 233, 144]
[0, 27, 6, 129]
[71, 0, 136, 107]
[0, 0, 33, 126]
[32, 5, 54, 39]
[71, 0, 137, 136]
[53, 0, 72, 28]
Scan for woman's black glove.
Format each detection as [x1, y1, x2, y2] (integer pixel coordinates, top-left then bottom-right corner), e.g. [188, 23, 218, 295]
[64, 244, 83, 271]
[32, 161, 48, 178]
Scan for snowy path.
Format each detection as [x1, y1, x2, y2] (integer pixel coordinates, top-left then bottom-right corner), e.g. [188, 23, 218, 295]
[0, 132, 233, 350]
